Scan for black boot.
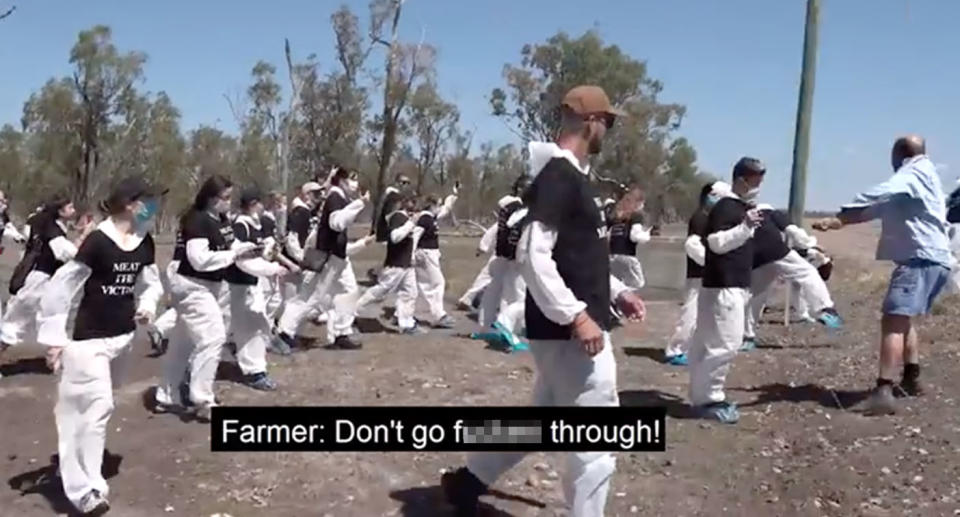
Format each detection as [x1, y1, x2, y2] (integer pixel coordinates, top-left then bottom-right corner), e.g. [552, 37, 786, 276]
[899, 363, 924, 397]
[333, 335, 362, 350]
[441, 467, 487, 517]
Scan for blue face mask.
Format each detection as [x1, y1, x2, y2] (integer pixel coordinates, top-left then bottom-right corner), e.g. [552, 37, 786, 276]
[135, 198, 159, 226]
[705, 194, 722, 208]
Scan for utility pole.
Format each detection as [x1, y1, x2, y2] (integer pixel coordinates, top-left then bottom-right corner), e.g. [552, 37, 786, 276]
[788, 0, 821, 225]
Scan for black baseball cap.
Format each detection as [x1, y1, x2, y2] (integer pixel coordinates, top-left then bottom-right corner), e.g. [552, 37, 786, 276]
[732, 157, 766, 178]
[106, 176, 168, 209]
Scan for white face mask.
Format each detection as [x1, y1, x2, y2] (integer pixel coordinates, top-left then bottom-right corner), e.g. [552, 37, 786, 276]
[346, 179, 359, 194]
[213, 198, 231, 215]
[741, 187, 761, 201]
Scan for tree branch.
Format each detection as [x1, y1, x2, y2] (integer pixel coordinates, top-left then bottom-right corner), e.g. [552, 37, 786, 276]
[0, 5, 15, 21]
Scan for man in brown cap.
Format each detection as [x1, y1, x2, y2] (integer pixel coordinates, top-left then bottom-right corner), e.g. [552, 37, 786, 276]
[441, 85, 644, 516]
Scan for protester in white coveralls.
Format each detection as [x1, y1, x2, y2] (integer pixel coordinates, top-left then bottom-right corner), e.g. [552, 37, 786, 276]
[413, 187, 459, 329]
[664, 181, 730, 366]
[457, 220, 498, 311]
[152, 175, 260, 422]
[225, 186, 295, 391]
[37, 176, 165, 516]
[814, 135, 952, 415]
[274, 182, 324, 351]
[145, 212, 188, 356]
[0, 195, 93, 362]
[0, 190, 27, 321]
[686, 157, 765, 424]
[277, 167, 369, 349]
[442, 85, 645, 517]
[607, 186, 651, 290]
[740, 204, 844, 350]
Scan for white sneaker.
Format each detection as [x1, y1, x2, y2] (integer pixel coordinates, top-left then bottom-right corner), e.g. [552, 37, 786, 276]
[77, 489, 110, 515]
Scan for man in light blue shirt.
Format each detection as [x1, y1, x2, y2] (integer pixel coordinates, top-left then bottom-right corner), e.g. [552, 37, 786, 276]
[815, 135, 950, 415]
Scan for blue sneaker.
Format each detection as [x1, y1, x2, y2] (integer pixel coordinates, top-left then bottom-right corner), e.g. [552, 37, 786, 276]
[740, 337, 757, 352]
[244, 372, 278, 391]
[665, 353, 688, 366]
[816, 308, 844, 330]
[511, 341, 530, 353]
[401, 325, 427, 335]
[696, 401, 740, 424]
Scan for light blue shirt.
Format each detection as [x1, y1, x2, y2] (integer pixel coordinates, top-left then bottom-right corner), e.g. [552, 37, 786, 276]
[842, 155, 951, 266]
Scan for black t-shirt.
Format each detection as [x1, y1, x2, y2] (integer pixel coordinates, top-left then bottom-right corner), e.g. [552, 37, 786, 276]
[523, 158, 611, 340]
[177, 210, 234, 282]
[33, 218, 68, 275]
[495, 198, 525, 260]
[384, 212, 414, 268]
[225, 218, 265, 285]
[73, 230, 156, 340]
[609, 213, 644, 257]
[752, 209, 791, 269]
[376, 189, 402, 243]
[702, 197, 753, 288]
[283, 205, 312, 263]
[417, 212, 439, 250]
[317, 189, 350, 259]
[686, 211, 709, 279]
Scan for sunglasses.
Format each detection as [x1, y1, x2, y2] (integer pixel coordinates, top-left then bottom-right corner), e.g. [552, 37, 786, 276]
[585, 113, 616, 130]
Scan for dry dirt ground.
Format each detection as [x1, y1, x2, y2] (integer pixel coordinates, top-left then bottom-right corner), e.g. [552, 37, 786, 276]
[2, 222, 960, 517]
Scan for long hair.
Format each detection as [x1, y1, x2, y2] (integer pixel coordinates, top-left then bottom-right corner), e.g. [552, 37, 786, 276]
[613, 186, 645, 223]
[698, 182, 715, 208]
[193, 175, 233, 211]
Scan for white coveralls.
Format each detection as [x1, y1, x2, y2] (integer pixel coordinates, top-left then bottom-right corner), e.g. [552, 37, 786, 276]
[36, 223, 162, 510]
[465, 142, 629, 517]
[152, 260, 181, 339]
[277, 192, 366, 340]
[666, 233, 706, 358]
[1, 221, 77, 346]
[609, 222, 651, 290]
[230, 215, 287, 375]
[414, 194, 457, 324]
[155, 237, 256, 410]
[688, 212, 754, 406]
[355, 212, 423, 330]
[458, 223, 498, 307]
[478, 201, 528, 331]
[0, 221, 27, 319]
[744, 222, 835, 340]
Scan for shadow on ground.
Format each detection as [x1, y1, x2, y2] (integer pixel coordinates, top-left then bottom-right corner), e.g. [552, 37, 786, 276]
[8, 451, 122, 516]
[389, 484, 544, 517]
[619, 389, 691, 418]
[0, 357, 52, 378]
[731, 383, 871, 410]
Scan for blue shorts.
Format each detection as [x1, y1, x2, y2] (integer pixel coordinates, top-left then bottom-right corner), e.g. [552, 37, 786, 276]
[882, 259, 950, 316]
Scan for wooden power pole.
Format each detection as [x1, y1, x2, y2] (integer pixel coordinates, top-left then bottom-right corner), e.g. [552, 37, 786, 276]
[788, 0, 821, 225]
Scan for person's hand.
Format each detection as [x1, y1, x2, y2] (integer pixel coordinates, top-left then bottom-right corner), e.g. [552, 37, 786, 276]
[812, 217, 843, 232]
[364, 234, 376, 245]
[744, 208, 763, 228]
[453, 181, 460, 196]
[361, 190, 371, 203]
[616, 292, 646, 322]
[46, 347, 64, 374]
[571, 311, 604, 356]
[285, 263, 301, 275]
[233, 242, 259, 258]
[135, 310, 154, 326]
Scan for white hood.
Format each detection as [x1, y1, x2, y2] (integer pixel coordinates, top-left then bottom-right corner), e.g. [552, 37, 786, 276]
[498, 195, 522, 208]
[527, 141, 589, 178]
[710, 181, 735, 200]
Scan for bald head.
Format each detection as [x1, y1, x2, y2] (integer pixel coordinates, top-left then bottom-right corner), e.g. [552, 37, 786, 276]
[891, 134, 926, 170]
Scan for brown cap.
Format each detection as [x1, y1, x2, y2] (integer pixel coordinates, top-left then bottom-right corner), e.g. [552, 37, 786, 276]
[561, 85, 626, 118]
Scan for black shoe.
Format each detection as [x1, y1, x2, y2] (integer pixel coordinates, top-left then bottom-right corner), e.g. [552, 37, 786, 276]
[332, 335, 362, 350]
[898, 377, 925, 397]
[441, 467, 487, 517]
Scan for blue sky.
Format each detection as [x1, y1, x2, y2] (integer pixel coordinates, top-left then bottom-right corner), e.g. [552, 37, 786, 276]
[1, 0, 958, 210]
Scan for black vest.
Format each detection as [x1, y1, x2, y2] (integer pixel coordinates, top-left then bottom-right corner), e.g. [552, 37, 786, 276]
[33, 218, 68, 276]
[317, 189, 350, 259]
[177, 210, 234, 283]
[702, 197, 753, 289]
[172, 228, 186, 262]
[283, 205, 312, 263]
[225, 217, 265, 286]
[417, 212, 439, 250]
[752, 209, 791, 269]
[686, 211, 709, 279]
[523, 158, 611, 340]
[261, 212, 277, 241]
[495, 198, 525, 260]
[608, 213, 644, 256]
[74, 230, 156, 340]
[376, 189, 402, 243]
[384, 211, 414, 268]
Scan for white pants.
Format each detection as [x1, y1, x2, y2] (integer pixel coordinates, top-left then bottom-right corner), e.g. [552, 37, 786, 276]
[278, 256, 358, 339]
[55, 333, 133, 509]
[467, 334, 618, 517]
[356, 266, 417, 329]
[415, 249, 447, 324]
[229, 283, 270, 375]
[609, 254, 645, 290]
[666, 278, 700, 357]
[156, 276, 227, 408]
[263, 276, 283, 324]
[459, 255, 494, 307]
[745, 251, 834, 339]
[478, 257, 525, 329]
[0, 270, 51, 346]
[688, 287, 749, 406]
[152, 261, 181, 339]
